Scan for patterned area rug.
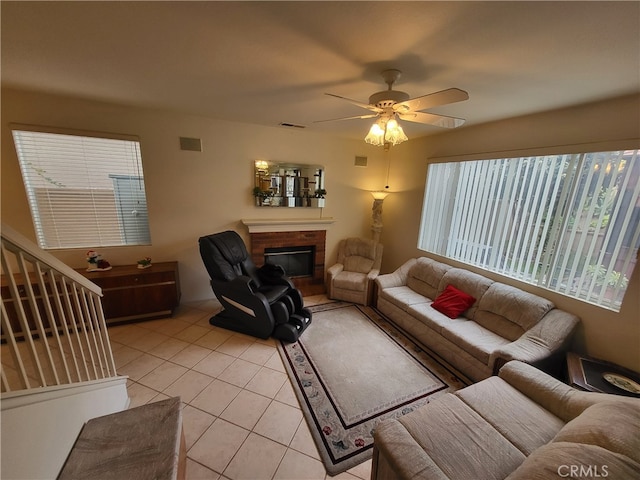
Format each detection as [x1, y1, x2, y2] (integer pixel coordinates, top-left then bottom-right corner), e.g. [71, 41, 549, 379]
[277, 302, 466, 475]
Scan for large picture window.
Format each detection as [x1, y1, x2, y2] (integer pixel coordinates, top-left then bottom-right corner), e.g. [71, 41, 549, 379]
[418, 150, 639, 311]
[12, 128, 151, 249]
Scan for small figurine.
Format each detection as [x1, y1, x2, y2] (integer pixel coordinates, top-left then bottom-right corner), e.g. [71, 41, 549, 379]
[86, 250, 112, 272]
[137, 257, 152, 269]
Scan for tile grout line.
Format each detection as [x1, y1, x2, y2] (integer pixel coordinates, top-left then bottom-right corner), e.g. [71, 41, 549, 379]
[110, 300, 371, 480]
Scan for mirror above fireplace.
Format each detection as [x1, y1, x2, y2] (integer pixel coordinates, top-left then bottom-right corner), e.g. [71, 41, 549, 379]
[254, 160, 325, 207]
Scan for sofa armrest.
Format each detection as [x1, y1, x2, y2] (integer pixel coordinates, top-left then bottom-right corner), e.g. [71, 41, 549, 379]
[326, 263, 343, 298]
[490, 309, 580, 375]
[366, 268, 380, 281]
[326, 263, 344, 278]
[375, 258, 418, 290]
[372, 420, 448, 480]
[498, 360, 635, 422]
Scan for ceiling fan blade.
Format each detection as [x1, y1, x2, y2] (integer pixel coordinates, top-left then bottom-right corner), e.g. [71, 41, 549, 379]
[324, 93, 382, 113]
[314, 113, 379, 123]
[394, 88, 469, 114]
[398, 111, 466, 128]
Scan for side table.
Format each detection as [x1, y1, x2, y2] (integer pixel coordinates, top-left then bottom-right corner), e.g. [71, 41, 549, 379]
[566, 352, 640, 398]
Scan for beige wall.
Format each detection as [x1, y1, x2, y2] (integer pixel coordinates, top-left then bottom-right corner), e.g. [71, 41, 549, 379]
[379, 93, 640, 372]
[1, 88, 389, 303]
[2, 88, 639, 372]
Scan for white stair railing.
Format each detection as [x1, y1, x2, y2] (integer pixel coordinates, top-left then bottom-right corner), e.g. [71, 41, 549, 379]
[1, 224, 117, 392]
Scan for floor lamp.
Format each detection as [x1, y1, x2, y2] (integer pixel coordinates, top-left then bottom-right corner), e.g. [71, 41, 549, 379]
[371, 191, 389, 243]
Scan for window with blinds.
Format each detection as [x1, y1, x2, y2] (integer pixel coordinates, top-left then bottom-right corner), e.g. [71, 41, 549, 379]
[418, 150, 639, 311]
[12, 128, 151, 249]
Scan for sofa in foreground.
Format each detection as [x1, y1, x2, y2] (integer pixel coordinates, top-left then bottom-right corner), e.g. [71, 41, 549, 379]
[371, 361, 640, 480]
[375, 257, 580, 382]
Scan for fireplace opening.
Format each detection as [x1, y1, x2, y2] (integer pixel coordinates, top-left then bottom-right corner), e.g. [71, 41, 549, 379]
[264, 246, 315, 278]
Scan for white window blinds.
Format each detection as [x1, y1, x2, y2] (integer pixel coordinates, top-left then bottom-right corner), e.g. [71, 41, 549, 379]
[12, 129, 151, 249]
[418, 151, 639, 311]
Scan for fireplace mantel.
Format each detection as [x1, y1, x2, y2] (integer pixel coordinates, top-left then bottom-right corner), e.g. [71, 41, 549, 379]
[241, 217, 335, 233]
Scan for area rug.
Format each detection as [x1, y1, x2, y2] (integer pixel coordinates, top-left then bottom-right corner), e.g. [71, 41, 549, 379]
[277, 302, 466, 475]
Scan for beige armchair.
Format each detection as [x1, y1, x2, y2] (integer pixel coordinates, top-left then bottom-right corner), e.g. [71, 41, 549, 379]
[326, 237, 383, 305]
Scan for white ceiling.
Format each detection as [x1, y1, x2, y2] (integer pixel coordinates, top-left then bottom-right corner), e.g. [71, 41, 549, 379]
[2, 1, 639, 141]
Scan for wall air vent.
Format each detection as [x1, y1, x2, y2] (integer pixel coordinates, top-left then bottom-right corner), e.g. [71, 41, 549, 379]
[179, 137, 202, 152]
[355, 156, 368, 167]
[279, 122, 306, 129]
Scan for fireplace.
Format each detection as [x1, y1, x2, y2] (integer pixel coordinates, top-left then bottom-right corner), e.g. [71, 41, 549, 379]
[243, 218, 333, 296]
[264, 246, 315, 278]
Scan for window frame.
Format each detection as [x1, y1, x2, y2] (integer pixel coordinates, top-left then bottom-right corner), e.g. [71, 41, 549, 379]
[418, 148, 639, 312]
[11, 124, 151, 250]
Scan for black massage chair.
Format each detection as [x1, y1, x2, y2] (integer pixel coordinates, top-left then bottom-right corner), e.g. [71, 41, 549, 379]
[198, 230, 312, 342]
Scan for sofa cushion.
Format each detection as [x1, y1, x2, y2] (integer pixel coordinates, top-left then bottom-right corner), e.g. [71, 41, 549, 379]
[552, 401, 640, 463]
[408, 302, 456, 334]
[436, 269, 493, 319]
[441, 319, 511, 365]
[373, 420, 449, 480]
[379, 285, 431, 311]
[475, 283, 554, 341]
[505, 442, 640, 480]
[406, 257, 451, 300]
[397, 393, 526, 479]
[455, 376, 565, 455]
[344, 237, 377, 258]
[343, 256, 375, 274]
[333, 271, 367, 292]
[342, 238, 377, 273]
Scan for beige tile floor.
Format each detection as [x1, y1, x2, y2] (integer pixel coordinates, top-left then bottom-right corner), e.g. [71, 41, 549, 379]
[110, 295, 372, 480]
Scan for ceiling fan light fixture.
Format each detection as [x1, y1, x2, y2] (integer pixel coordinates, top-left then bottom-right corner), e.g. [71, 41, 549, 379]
[365, 122, 386, 146]
[321, 69, 467, 146]
[364, 116, 408, 147]
[384, 120, 408, 146]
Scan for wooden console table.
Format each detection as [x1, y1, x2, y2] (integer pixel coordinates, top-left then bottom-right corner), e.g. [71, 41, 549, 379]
[76, 262, 181, 325]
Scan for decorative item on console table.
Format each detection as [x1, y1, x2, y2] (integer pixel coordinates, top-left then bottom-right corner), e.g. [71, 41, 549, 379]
[566, 352, 640, 397]
[86, 250, 112, 271]
[76, 261, 180, 325]
[137, 257, 152, 269]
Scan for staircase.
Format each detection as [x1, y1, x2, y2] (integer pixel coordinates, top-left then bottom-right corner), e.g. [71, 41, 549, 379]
[1, 224, 129, 479]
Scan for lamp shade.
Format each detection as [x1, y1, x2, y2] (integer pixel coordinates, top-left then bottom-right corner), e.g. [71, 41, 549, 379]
[384, 120, 408, 145]
[370, 191, 389, 200]
[364, 117, 408, 147]
[365, 123, 386, 146]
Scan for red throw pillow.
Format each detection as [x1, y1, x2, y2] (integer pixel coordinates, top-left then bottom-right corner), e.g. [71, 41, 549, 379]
[431, 284, 476, 319]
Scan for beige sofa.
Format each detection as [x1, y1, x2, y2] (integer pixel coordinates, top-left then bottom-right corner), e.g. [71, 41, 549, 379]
[375, 257, 579, 382]
[372, 361, 640, 480]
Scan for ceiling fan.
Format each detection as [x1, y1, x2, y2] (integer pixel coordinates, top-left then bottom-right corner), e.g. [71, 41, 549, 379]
[317, 69, 469, 146]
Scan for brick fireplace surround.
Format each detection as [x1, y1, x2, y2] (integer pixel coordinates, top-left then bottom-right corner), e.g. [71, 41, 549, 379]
[243, 218, 334, 296]
[249, 231, 325, 295]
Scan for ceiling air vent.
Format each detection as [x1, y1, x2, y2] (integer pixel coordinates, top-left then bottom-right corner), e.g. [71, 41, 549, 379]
[279, 122, 306, 129]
